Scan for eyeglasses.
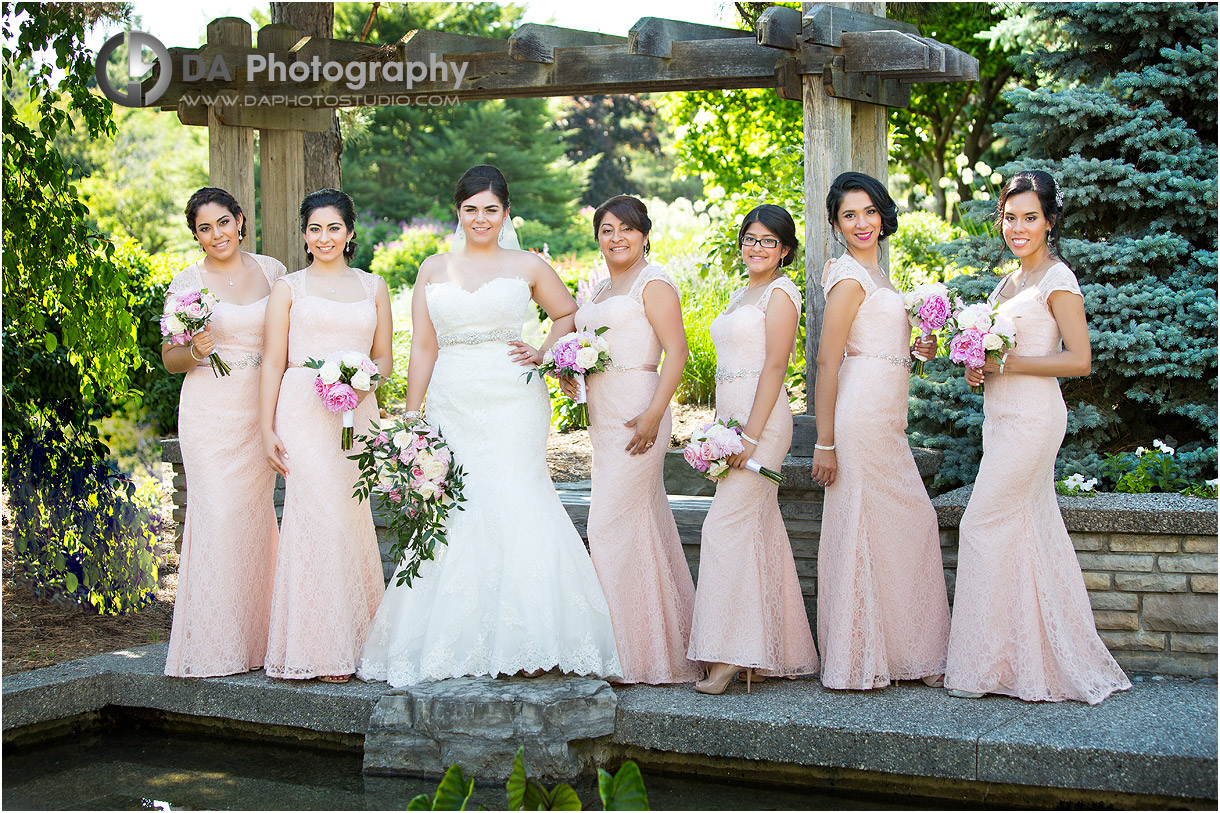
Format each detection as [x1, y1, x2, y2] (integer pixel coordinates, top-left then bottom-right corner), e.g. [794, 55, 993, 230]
[741, 235, 780, 249]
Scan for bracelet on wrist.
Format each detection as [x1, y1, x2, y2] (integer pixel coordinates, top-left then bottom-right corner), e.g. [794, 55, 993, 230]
[999, 352, 1009, 373]
[402, 410, 422, 420]
[189, 344, 204, 361]
[815, 443, 836, 452]
[741, 431, 760, 445]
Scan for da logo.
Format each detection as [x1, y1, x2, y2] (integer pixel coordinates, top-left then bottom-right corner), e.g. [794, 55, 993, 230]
[95, 31, 171, 108]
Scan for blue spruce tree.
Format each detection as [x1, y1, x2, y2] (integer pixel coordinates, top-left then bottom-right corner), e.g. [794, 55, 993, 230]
[910, 2, 1218, 488]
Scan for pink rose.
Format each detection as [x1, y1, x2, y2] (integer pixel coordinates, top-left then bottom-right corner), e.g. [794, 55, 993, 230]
[410, 465, 424, 481]
[313, 377, 332, 399]
[917, 294, 950, 332]
[434, 446, 452, 466]
[399, 448, 416, 465]
[183, 301, 206, 320]
[388, 488, 404, 503]
[412, 434, 429, 451]
[949, 328, 986, 369]
[373, 432, 389, 447]
[359, 358, 378, 376]
[323, 382, 358, 413]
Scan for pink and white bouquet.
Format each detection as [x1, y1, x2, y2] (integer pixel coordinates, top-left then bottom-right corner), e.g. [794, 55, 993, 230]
[351, 415, 466, 587]
[160, 288, 229, 377]
[528, 326, 611, 428]
[903, 282, 952, 377]
[947, 301, 1017, 395]
[683, 417, 784, 485]
[303, 351, 381, 449]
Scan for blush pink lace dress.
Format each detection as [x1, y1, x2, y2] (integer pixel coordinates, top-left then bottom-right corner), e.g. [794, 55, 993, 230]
[164, 254, 284, 678]
[815, 256, 951, 690]
[687, 276, 820, 676]
[577, 264, 701, 685]
[945, 262, 1131, 703]
[263, 269, 386, 680]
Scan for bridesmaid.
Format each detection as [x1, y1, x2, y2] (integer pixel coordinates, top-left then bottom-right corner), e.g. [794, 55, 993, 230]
[570, 195, 700, 685]
[946, 170, 1130, 703]
[163, 187, 284, 678]
[259, 188, 392, 683]
[811, 172, 951, 690]
[687, 204, 819, 694]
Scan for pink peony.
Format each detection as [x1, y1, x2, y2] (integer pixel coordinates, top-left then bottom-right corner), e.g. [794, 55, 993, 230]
[410, 465, 425, 481]
[917, 294, 950, 332]
[684, 445, 710, 472]
[412, 434, 429, 451]
[387, 488, 404, 503]
[949, 329, 986, 368]
[552, 339, 579, 371]
[313, 377, 333, 398]
[373, 432, 389, 447]
[399, 448, 416, 465]
[176, 290, 201, 306]
[323, 382, 358, 413]
[434, 446, 452, 466]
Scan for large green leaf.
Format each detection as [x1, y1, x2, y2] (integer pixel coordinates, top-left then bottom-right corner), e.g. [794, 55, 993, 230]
[598, 762, 649, 811]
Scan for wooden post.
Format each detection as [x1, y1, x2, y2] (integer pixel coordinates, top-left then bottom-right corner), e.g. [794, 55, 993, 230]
[256, 24, 308, 273]
[206, 18, 256, 250]
[849, 2, 888, 271]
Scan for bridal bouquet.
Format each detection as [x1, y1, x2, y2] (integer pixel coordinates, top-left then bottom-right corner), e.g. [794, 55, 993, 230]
[303, 352, 380, 449]
[947, 301, 1016, 395]
[528, 327, 611, 428]
[160, 288, 230, 377]
[351, 415, 467, 588]
[683, 418, 784, 485]
[903, 282, 953, 377]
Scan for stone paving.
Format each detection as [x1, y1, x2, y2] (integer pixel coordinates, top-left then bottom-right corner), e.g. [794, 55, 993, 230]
[3, 642, 1215, 803]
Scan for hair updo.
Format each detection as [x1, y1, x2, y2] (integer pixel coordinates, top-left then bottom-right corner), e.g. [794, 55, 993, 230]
[738, 204, 799, 268]
[185, 187, 246, 241]
[299, 188, 358, 261]
[995, 170, 1062, 252]
[453, 164, 510, 210]
[825, 171, 899, 242]
[593, 195, 653, 255]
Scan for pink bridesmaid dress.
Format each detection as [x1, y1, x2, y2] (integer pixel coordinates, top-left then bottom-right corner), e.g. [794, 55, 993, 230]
[687, 276, 820, 676]
[945, 262, 1131, 703]
[164, 253, 284, 678]
[815, 256, 951, 690]
[576, 264, 701, 685]
[263, 269, 386, 680]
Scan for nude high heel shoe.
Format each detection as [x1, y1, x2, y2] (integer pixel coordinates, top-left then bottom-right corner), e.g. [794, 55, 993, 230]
[695, 662, 739, 695]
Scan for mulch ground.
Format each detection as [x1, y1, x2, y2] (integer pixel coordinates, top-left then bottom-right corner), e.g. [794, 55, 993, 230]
[3, 404, 717, 676]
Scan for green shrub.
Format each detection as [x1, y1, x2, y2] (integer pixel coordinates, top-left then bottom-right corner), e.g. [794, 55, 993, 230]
[371, 221, 450, 290]
[352, 215, 411, 273]
[890, 210, 967, 288]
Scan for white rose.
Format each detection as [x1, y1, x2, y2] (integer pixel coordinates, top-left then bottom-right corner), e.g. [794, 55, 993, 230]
[416, 480, 439, 500]
[983, 332, 1003, 351]
[954, 311, 976, 332]
[421, 457, 447, 481]
[319, 361, 342, 384]
[972, 312, 993, 333]
[575, 346, 600, 370]
[377, 467, 395, 488]
[351, 370, 372, 391]
[392, 430, 412, 449]
[164, 313, 185, 334]
[342, 352, 364, 369]
[903, 291, 920, 309]
[708, 461, 729, 479]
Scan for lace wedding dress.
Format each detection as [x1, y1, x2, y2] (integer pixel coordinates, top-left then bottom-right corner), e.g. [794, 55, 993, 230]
[358, 275, 622, 686]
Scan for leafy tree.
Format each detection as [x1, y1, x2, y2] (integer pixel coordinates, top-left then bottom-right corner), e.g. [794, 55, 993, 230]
[552, 94, 662, 206]
[337, 2, 586, 228]
[911, 1, 1218, 488]
[3, 1, 160, 613]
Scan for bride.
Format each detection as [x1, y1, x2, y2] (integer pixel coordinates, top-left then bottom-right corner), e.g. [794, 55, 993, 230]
[358, 165, 622, 686]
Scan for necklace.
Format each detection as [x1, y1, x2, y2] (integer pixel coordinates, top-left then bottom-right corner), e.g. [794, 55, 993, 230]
[309, 268, 347, 294]
[1013, 255, 1056, 293]
[201, 256, 236, 286]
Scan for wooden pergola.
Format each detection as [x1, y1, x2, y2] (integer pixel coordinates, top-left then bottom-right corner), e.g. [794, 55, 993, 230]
[149, 3, 977, 456]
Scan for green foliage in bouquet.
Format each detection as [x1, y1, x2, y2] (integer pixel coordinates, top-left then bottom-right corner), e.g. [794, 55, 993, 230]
[350, 417, 467, 587]
[910, 2, 1218, 488]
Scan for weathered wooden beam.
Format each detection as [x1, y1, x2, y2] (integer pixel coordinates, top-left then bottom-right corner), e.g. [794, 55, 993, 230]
[289, 34, 397, 63]
[841, 29, 942, 74]
[508, 23, 624, 64]
[399, 29, 508, 57]
[256, 23, 306, 273]
[775, 56, 804, 101]
[822, 55, 910, 107]
[628, 17, 752, 58]
[757, 6, 803, 51]
[204, 18, 256, 250]
[802, 4, 919, 46]
[179, 102, 333, 131]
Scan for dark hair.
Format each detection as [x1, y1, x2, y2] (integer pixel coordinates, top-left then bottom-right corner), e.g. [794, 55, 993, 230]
[593, 195, 653, 255]
[825, 171, 899, 243]
[453, 164, 510, 210]
[185, 187, 246, 241]
[996, 170, 1062, 252]
[738, 204, 799, 268]
[299, 188, 358, 262]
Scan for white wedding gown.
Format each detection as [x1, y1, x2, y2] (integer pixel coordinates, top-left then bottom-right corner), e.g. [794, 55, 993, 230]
[358, 275, 622, 686]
